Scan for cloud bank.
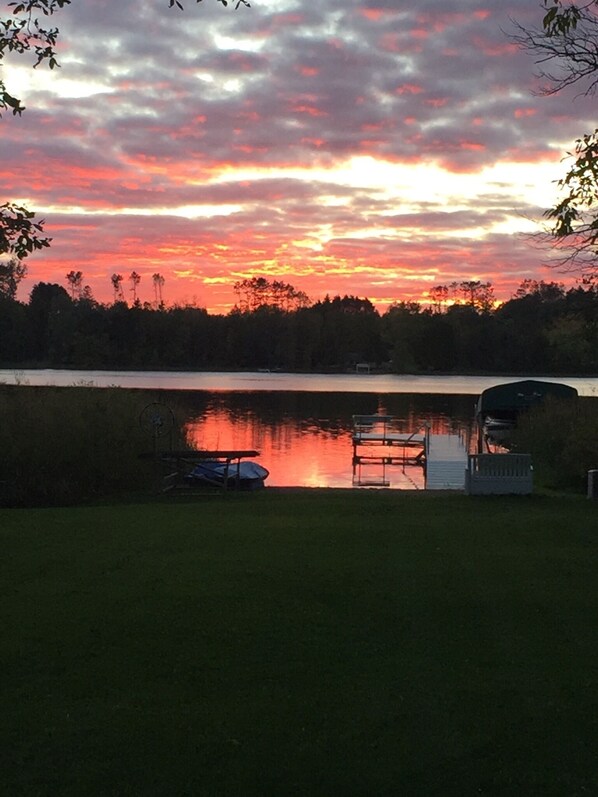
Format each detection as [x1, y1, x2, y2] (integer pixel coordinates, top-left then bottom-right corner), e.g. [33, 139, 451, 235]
[2, 0, 594, 311]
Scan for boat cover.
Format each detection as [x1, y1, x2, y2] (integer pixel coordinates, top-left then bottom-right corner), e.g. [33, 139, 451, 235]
[476, 379, 578, 419]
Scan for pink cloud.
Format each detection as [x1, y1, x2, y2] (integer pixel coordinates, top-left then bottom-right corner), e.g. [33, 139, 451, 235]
[2, 0, 593, 315]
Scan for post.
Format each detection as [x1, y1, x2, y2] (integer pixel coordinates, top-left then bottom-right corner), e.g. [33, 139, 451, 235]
[588, 470, 598, 500]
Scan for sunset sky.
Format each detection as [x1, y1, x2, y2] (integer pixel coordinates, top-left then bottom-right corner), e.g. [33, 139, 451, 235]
[2, 0, 595, 313]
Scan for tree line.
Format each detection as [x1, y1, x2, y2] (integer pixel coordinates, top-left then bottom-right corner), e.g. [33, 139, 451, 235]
[1, 275, 596, 374]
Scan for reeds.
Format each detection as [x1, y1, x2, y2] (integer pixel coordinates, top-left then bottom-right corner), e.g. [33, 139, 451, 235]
[0, 385, 185, 506]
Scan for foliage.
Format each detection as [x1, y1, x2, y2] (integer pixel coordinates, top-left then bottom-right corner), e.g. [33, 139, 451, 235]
[541, 0, 593, 37]
[513, 1, 598, 275]
[233, 276, 310, 313]
[0, 256, 26, 298]
[0, 0, 246, 260]
[111, 272, 124, 302]
[152, 272, 165, 308]
[0, 279, 597, 374]
[0, 4, 65, 261]
[1, 0, 248, 114]
[169, 0, 250, 8]
[0, 0, 71, 117]
[0, 201, 51, 258]
[129, 270, 141, 305]
[544, 129, 598, 271]
[511, 396, 598, 492]
[428, 280, 495, 312]
[65, 268, 83, 298]
[517, 1, 598, 94]
[0, 384, 188, 506]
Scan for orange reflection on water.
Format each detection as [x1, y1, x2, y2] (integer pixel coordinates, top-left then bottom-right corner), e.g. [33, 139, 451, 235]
[183, 406, 453, 489]
[181, 391, 478, 489]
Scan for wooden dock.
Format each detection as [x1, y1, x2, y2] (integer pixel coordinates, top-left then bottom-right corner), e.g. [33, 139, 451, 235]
[351, 415, 426, 486]
[351, 415, 468, 489]
[352, 416, 426, 463]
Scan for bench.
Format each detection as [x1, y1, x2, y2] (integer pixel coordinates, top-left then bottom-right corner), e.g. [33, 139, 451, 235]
[465, 453, 533, 495]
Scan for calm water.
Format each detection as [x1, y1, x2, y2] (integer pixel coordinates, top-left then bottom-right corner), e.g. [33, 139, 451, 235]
[2, 369, 596, 489]
[1, 368, 597, 395]
[180, 390, 477, 489]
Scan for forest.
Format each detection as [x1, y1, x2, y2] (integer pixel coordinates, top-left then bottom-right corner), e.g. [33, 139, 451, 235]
[0, 274, 597, 375]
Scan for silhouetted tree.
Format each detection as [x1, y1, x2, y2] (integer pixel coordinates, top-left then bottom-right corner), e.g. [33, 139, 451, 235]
[512, 279, 566, 302]
[111, 273, 124, 304]
[66, 270, 83, 300]
[0, 258, 26, 300]
[233, 276, 310, 312]
[152, 273, 165, 308]
[451, 280, 495, 312]
[28, 282, 73, 361]
[428, 284, 449, 313]
[129, 271, 141, 305]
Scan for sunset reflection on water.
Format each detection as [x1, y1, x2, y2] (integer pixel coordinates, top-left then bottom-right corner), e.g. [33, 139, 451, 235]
[183, 391, 477, 489]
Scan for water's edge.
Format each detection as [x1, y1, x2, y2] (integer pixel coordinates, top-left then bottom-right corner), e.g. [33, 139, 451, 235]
[1, 369, 597, 396]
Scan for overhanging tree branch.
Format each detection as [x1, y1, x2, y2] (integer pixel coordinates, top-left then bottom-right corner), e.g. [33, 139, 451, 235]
[512, 1, 598, 275]
[1, 0, 250, 275]
[0, 201, 51, 258]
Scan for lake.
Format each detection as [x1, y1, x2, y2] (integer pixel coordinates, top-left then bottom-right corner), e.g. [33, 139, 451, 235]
[2, 369, 596, 489]
[1, 368, 597, 395]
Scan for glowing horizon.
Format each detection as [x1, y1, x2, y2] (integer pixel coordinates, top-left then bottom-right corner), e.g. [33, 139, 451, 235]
[2, 0, 594, 314]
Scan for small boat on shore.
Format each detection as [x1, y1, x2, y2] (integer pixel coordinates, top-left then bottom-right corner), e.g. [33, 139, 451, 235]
[187, 460, 269, 490]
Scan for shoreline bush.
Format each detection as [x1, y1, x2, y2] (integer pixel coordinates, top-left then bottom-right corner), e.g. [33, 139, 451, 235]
[0, 386, 187, 506]
[511, 396, 598, 492]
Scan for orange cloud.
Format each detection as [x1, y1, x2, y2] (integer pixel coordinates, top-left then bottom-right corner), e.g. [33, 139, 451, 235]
[396, 83, 424, 96]
[359, 9, 386, 21]
[297, 66, 319, 77]
[514, 108, 537, 119]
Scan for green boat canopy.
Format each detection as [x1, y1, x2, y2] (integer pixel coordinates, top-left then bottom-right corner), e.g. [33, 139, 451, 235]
[476, 379, 578, 419]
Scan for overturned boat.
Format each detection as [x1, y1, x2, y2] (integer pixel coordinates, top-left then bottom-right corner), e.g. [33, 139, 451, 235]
[187, 460, 269, 490]
[476, 379, 578, 451]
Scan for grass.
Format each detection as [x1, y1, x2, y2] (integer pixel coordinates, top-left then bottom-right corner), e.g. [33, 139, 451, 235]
[2, 490, 598, 796]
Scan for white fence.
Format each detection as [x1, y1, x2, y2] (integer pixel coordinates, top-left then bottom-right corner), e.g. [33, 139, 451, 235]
[465, 454, 533, 495]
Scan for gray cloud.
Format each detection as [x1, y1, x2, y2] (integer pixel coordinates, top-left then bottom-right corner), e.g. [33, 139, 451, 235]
[2, 0, 594, 307]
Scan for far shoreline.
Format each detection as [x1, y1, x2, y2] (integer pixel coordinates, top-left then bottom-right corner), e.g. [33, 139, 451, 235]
[2, 365, 597, 379]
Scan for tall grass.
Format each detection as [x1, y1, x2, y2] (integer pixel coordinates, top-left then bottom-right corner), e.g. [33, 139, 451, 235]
[511, 396, 598, 492]
[0, 386, 186, 506]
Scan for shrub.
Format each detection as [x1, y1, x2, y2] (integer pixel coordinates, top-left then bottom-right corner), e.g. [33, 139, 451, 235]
[511, 396, 598, 492]
[0, 386, 186, 506]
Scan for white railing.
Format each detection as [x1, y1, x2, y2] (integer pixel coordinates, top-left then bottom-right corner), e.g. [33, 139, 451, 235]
[465, 453, 533, 495]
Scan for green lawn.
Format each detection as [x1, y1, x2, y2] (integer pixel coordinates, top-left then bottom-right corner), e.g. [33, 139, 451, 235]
[2, 491, 597, 796]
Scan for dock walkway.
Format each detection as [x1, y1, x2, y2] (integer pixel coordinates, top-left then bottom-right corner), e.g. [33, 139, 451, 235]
[425, 434, 468, 490]
[351, 415, 468, 489]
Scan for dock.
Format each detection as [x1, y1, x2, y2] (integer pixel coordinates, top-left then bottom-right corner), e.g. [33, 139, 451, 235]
[351, 415, 468, 489]
[425, 433, 469, 490]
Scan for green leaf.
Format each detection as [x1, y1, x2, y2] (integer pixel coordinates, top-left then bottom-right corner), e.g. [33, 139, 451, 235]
[542, 7, 557, 28]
